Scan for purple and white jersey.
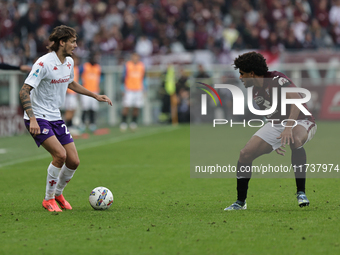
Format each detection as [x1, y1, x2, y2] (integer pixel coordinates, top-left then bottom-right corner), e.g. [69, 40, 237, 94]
[24, 51, 74, 121]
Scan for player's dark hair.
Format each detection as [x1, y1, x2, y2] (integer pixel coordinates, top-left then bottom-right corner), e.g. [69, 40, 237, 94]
[233, 51, 268, 76]
[47, 25, 77, 52]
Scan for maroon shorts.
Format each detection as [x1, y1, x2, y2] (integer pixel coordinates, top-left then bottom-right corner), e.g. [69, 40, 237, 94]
[24, 119, 74, 147]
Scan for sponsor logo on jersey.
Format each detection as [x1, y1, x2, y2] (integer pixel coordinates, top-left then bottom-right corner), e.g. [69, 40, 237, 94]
[42, 128, 49, 134]
[51, 77, 70, 84]
[53, 66, 58, 70]
[33, 69, 39, 77]
[278, 77, 290, 86]
[38, 62, 44, 67]
[254, 96, 264, 105]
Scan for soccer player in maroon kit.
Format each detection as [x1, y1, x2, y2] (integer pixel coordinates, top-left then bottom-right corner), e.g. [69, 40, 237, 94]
[225, 52, 317, 210]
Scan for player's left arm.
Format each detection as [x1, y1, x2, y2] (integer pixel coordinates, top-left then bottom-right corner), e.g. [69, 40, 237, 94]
[276, 92, 301, 146]
[68, 80, 112, 106]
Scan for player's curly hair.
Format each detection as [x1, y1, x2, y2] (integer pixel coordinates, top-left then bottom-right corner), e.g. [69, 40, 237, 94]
[47, 25, 77, 52]
[233, 52, 268, 76]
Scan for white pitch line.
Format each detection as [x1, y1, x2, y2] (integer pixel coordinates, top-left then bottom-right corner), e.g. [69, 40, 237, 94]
[0, 126, 179, 169]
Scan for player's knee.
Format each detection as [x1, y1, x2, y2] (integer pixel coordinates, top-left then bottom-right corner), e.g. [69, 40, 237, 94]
[67, 157, 80, 169]
[54, 150, 67, 164]
[72, 158, 80, 169]
[239, 149, 253, 163]
[291, 137, 305, 149]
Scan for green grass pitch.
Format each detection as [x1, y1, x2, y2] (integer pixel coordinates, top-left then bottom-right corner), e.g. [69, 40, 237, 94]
[0, 123, 339, 255]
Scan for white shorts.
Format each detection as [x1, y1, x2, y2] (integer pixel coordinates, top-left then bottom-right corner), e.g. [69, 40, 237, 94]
[254, 120, 317, 150]
[122, 90, 144, 108]
[64, 94, 78, 111]
[81, 94, 99, 111]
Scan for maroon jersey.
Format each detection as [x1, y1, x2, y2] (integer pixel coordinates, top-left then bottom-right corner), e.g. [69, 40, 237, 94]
[252, 71, 315, 122]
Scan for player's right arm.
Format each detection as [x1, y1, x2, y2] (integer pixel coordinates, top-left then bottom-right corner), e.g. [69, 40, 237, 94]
[19, 84, 40, 135]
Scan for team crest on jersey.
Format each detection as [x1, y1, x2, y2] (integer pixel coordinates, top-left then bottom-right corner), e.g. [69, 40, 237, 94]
[265, 88, 270, 95]
[278, 77, 290, 86]
[254, 96, 264, 105]
[33, 69, 39, 77]
[42, 128, 49, 134]
[53, 66, 58, 70]
[38, 62, 44, 67]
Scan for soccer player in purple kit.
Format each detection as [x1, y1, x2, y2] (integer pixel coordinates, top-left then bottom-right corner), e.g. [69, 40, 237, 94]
[19, 25, 112, 212]
[224, 52, 317, 211]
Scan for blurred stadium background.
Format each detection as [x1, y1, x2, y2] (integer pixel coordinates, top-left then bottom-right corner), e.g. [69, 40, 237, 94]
[1, 0, 340, 137]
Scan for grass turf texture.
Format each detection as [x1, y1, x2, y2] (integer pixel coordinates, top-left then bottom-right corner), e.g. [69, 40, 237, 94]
[0, 123, 339, 255]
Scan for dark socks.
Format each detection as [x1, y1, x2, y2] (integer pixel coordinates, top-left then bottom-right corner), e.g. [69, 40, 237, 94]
[122, 115, 127, 123]
[66, 119, 72, 127]
[82, 111, 87, 124]
[89, 110, 95, 124]
[132, 115, 138, 123]
[236, 161, 252, 203]
[292, 147, 306, 193]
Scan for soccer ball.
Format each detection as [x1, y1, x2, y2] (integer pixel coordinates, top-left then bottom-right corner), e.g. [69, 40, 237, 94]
[89, 187, 114, 210]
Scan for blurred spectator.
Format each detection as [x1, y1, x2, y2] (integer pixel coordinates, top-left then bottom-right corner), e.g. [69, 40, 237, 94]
[135, 35, 153, 57]
[284, 30, 303, 49]
[329, 0, 340, 26]
[184, 30, 197, 51]
[24, 33, 37, 64]
[100, 25, 121, 53]
[195, 64, 210, 79]
[302, 32, 317, 49]
[267, 32, 282, 54]
[40, 1, 56, 27]
[104, 5, 123, 31]
[64, 55, 80, 133]
[195, 24, 209, 49]
[267, 0, 286, 24]
[257, 15, 270, 49]
[316, 0, 329, 28]
[120, 52, 146, 131]
[35, 26, 49, 55]
[244, 3, 260, 26]
[223, 23, 239, 50]
[310, 18, 334, 48]
[80, 52, 102, 133]
[82, 13, 100, 46]
[232, 35, 246, 51]
[243, 26, 260, 49]
[20, 8, 40, 35]
[176, 67, 190, 95]
[158, 64, 176, 124]
[291, 15, 308, 43]
[170, 40, 186, 53]
[284, 0, 295, 22]
[177, 89, 190, 123]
